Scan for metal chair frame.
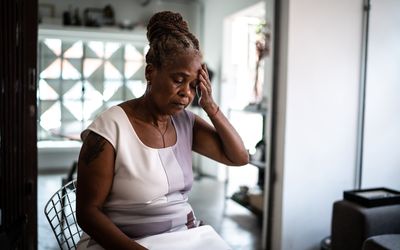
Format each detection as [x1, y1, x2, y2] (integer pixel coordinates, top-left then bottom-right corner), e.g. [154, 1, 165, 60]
[44, 179, 82, 250]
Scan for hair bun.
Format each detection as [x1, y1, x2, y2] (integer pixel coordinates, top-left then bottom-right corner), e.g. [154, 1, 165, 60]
[146, 11, 189, 43]
[145, 11, 200, 68]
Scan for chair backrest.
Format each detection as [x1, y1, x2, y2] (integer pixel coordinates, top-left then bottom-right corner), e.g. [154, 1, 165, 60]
[44, 179, 82, 250]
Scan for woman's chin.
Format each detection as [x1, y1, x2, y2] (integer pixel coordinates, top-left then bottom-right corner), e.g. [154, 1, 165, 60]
[171, 103, 186, 110]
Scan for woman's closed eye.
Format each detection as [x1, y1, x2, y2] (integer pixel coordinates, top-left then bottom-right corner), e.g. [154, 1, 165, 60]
[173, 77, 185, 84]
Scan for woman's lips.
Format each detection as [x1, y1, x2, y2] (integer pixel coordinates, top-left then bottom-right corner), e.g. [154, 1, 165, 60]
[173, 102, 186, 108]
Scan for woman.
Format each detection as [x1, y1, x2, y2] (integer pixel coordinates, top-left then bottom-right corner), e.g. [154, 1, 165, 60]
[76, 11, 248, 250]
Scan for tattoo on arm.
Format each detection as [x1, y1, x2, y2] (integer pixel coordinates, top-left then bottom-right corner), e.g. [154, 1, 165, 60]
[82, 133, 107, 165]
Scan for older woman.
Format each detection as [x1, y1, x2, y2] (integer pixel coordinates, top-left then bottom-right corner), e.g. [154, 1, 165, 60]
[76, 11, 248, 250]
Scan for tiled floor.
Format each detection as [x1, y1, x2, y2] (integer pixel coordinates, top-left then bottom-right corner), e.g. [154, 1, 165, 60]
[38, 168, 263, 250]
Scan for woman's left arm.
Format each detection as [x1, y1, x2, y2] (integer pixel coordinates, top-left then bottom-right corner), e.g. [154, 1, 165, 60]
[192, 64, 249, 166]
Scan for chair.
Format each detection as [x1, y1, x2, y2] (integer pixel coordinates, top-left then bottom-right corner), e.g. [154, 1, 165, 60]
[44, 179, 82, 250]
[330, 199, 400, 250]
[363, 234, 400, 250]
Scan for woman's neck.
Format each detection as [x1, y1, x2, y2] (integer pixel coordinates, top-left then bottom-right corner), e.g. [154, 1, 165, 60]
[134, 96, 169, 127]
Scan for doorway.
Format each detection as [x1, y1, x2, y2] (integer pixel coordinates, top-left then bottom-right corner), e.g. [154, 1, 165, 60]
[221, 1, 273, 249]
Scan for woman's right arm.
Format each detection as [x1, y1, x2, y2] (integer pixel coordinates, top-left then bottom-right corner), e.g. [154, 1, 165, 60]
[76, 131, 147, 250]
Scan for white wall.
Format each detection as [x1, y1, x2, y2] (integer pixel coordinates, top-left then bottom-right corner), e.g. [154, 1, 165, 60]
[361, 0, 400, 190]
[272, 0, 363, 249]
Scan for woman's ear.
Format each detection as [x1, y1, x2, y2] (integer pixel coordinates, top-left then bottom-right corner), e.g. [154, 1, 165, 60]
[145, 64, 154, 83]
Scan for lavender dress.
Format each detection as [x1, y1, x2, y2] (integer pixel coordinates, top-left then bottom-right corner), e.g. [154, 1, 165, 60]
[77, 106, 197, 249]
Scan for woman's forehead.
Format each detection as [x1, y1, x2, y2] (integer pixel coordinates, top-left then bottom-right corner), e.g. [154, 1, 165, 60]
[163, 53, 202, 74]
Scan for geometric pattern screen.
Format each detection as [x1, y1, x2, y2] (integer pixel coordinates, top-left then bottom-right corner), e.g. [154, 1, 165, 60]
[37, 38, 147, 140]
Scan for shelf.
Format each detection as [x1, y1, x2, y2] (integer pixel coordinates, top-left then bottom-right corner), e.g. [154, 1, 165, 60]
[247, 159, 265, 189]
[242, 102, 267, 114]
[249, 160, 265, 169]
[38, 24, 147, 43]
[227, 102, 267, 217]
[229, 106, 267, 115]
[231, 192, 263, 216]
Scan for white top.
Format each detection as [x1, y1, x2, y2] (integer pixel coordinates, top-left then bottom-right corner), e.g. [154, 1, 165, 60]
[77, 106, 198, 249]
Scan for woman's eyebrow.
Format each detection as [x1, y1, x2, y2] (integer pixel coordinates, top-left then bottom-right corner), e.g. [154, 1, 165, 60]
[171, 72, 191, 77]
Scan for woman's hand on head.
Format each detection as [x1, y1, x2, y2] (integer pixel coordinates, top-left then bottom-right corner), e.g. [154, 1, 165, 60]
[198, 64, 218, 115]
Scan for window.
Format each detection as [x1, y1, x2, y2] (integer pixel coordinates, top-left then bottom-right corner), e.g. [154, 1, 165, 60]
[37, 38, 147, 140]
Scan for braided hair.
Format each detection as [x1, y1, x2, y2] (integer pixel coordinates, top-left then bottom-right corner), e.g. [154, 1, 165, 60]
[145, 11, 201, 68]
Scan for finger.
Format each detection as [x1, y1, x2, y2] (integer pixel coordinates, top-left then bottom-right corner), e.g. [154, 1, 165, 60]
[199, 70, 211, 88]
[203, 64, 209, 77]
[198, 75, 210, 95]
[199, 67, 207, 79]
[198, 74, 207, 90]
[200, 64, 210, 80]
[199, 73, 210, 88]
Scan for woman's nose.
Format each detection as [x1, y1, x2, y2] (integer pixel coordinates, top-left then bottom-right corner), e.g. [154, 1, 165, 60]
[178, 83, 193, 97]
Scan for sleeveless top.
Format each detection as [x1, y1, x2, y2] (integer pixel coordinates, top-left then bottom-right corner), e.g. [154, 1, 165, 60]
[77, 105, 197, 249]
